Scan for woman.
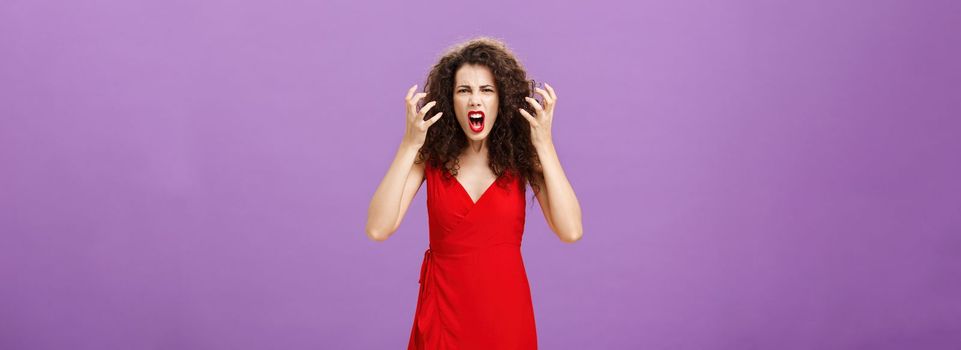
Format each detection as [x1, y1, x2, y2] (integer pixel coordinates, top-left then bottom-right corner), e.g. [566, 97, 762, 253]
[365, 37, 583, 349]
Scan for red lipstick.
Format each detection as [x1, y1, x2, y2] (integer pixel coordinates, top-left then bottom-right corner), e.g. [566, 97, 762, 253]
[467, 111, 485, 133]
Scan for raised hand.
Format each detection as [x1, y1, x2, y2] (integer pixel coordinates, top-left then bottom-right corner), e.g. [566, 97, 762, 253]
[403, 84, 444, 147]
[518, 82, 557, 147]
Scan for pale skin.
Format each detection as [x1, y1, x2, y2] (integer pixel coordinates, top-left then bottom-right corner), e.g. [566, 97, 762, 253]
[365, 64, 583, 243]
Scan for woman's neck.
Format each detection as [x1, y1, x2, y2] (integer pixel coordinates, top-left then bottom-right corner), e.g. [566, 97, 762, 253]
[465, 138, 488, 156]
[461, 138, 489, 165]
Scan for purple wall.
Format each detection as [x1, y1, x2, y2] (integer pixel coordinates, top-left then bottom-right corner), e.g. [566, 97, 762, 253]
[2, 0, 959, 349]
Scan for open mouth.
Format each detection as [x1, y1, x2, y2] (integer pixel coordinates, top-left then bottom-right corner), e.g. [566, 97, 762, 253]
[467, 111, 484, 133]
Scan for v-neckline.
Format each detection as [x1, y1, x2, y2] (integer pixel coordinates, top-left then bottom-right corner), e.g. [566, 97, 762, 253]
[449, 170, 504, 206]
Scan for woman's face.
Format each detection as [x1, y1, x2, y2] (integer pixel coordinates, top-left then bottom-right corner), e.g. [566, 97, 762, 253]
[453, 64, 498, 141]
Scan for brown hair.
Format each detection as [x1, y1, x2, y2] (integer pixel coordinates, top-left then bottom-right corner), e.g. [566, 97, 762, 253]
[415, 37, 544, 199]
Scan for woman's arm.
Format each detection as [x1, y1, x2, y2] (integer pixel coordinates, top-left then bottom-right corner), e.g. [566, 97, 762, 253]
[519, 83, 583, 243]
[365, 141, 424, 241]
[365, 85, 443, 241]
[534, 142, 583, 243]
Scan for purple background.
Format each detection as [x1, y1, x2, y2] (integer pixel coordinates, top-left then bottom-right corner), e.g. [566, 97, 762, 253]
[2, 0, 960, 349]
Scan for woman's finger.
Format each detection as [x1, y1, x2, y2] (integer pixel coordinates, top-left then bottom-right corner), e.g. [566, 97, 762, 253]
[425, 112, 443, 126]
[519, 108, 537, 125]
[405, 84, 418, 101]
[524, 97, 543, 112]
[419, 101, 437, 115]
[545, 83, 557, 101]
[409, 92, 427, 108]
[534, 88, 553, 106]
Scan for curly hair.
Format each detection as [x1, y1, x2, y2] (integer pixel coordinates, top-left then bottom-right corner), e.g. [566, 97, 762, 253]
[414, 37, 544, 200]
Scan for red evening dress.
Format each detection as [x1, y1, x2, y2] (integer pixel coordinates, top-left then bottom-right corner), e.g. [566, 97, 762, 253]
[407, 161, 538, 349]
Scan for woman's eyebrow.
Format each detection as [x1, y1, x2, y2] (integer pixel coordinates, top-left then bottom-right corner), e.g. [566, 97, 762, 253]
[456, 84, 495, 89]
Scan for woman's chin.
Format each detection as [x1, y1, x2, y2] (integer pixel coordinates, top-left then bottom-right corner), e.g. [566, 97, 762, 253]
[462, 129, 489, 141]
